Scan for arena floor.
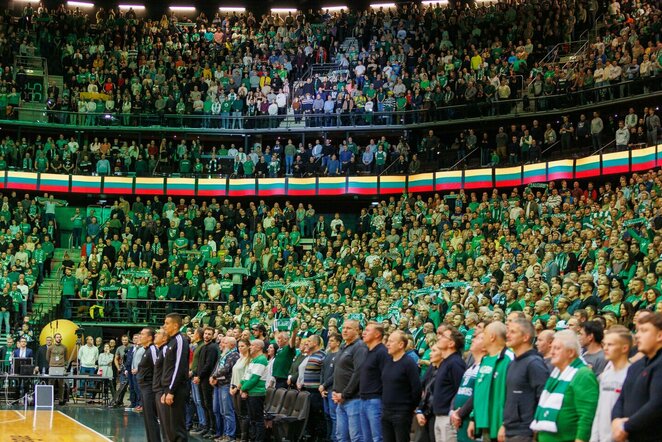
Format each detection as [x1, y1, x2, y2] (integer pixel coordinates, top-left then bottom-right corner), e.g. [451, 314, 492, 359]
[0, 405, 207, 441]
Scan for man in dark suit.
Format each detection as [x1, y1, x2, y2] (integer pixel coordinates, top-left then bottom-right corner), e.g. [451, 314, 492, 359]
[34, 336, 52, 374]
[12, 336, 34, 361]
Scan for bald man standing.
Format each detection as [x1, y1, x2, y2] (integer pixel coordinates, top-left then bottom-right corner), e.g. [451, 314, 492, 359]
[468, 322, 514, 442]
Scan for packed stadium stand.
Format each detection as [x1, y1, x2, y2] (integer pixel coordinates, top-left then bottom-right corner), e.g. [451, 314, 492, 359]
[0, 0, 661, 441]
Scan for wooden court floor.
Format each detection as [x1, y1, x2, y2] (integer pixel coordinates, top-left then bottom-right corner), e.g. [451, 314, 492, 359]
[0, 409, 112, 441]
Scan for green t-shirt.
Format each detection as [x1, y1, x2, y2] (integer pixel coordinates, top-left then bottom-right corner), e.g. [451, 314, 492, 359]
[473, 350, 513, 438]
[272, 344, 296, 378]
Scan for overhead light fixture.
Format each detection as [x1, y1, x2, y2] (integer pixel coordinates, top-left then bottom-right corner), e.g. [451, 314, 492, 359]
[322, 5, 347, 11]
[422, 0, 448, 4]
[67, 1, 95, 7]
[370, 3, 396, 8]
[219, 7, 246, 12]
[119, 4, 145, 9]
[271, 8, 297, 13]
[169, 5, 196, 11]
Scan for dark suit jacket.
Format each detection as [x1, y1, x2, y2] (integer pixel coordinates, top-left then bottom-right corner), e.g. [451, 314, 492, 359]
[12, 348, 34, 359]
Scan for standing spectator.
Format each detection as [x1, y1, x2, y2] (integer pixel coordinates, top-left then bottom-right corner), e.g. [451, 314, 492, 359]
[152, 329, 168, 442]
[360, 322, 389, 442]
[192, 327, 219, 437]
[128, 333, 144, 410]
[34, 336, 51, 375]
[210, 336, 240, 441]
[272, 329, 297, 389]
[47, 332, 67, 405]
[530, 330, 598, 442]
[320, 333, 341, 442]
[301, 334, 327, 442]
[560, 116, 574, 152]
[450, 330, 486, 442]
[77, 335, 99, 399]
[537, 330, 555, 371]
[590, 326, 632, 442]
[240, 340, 269, 442]
[615, 121, 630, 151]
[432, 326, 466, 442]
[332, 319, 368, 442]
[644, 108, 660, 147]
[160, 313, 190, 442]
[591, 112, 604, 153]
[503, 319, 550, 441]
[381, 330, 422, 442]
[137, 327, 160, 442]
[611, 313, 662, 442]
[579, 320, 607, 376]
[415, 338, 444, 442]
[468, 322, 513, 441]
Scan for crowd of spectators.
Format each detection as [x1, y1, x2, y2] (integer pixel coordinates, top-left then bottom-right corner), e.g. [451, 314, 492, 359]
[1, 165, 661, 441]
[0, 1, 659, 128]
[0, 103, 659, 177]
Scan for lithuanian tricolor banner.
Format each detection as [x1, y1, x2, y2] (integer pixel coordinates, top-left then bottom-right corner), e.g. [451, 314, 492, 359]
[39, 173, 69, 192]
[630, 146, 656, 172]
[317, 177, 346, 196]
[523, 163, 546, 184]
[7, 171, 38, 191]
[0, 170, 6, 189]
[463, 169, 493, 189]
[135, 177, 165, 195]
[547, 159, 574, 181]
[347, 176, 378, 195]
[70, 175, 101, 193]
[287, 177, 317, 196]
[228, 179, 256, 197]
[166, 177, 196, 196]
[102, 176, 134, 195]
[379, 175, 406, 195]
[197, 178, 226, 197]
[601, 152, 630, 176]
[258, 178, 286, 196]
[496, 166, 523, 187]
[436, 171, 462, 191]
[408, 173, 434, 193]
[575, 155, 601, 179]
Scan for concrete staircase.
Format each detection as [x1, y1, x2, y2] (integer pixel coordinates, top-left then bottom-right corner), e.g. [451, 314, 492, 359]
[32, 247, 81, 323]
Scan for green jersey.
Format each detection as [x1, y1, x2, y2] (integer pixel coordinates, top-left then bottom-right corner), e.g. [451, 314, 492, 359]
[472, 349, 514, 439]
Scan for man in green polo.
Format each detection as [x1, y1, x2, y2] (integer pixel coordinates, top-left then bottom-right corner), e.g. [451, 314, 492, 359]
[271, 325, 298, 389]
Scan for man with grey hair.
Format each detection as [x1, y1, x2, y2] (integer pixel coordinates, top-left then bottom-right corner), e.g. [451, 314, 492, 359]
[273, 328, 298, 389]
[530, 330, 598, 442]
[503, 319, 550, 442]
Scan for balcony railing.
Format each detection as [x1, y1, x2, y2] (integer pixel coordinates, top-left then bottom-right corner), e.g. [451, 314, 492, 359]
[1, 78, 658, 133]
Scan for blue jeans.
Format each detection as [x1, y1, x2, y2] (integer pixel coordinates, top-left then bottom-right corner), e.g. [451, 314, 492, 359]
[285, 155, 294, 174]
[191, 380, 207, 427]
[0, 310, 9, 334]
[79, 366, 96, 394]
[360, 398, 383, 442]
[214, 385, 235, 438]
[336, 398, 362, 442]
[324, 393, 338, 442]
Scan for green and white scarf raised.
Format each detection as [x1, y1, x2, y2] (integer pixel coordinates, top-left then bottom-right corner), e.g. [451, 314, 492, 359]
[530, 357, 586, 434]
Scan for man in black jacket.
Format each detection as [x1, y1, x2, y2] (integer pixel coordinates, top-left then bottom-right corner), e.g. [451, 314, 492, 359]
[332, 319, 368, 442]
[193, 327, 219, 438]
[152, 329, 168, 442]
[34, 336, 51, 374]
[161, 313, 190, 442]
[432, 326, 466, 442]
[137, 327, 160, 442]
[612, 312, 662, 442]
[503, 319, 549, 442]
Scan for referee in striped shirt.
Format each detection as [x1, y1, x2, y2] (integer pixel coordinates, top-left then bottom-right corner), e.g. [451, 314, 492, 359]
[161, 313, 190, 442]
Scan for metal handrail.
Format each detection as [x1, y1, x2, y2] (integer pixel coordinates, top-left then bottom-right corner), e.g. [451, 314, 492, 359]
[449, 147, 480, 170]
[591, 139, 616, 156]
[541, 139, 562, 156]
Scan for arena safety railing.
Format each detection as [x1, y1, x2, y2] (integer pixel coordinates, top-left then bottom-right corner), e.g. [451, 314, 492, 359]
[1, 78, 658, 133]
[1, 144, 659, 197]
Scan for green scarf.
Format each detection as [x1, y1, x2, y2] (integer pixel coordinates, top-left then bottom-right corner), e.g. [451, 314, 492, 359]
[530, 357, 586, 433]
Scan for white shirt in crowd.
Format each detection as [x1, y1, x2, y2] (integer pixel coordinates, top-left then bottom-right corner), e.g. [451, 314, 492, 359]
[589, 361, 630, 442]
